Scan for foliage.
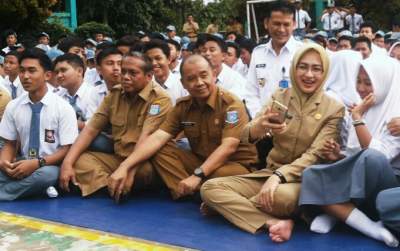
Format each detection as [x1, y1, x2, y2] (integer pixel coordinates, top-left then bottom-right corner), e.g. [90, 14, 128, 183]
[0, 0, 57, 32]
[75, 22, 115, 39]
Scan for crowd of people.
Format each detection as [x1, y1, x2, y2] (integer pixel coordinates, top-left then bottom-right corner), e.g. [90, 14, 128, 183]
[0, 0, 400, 247]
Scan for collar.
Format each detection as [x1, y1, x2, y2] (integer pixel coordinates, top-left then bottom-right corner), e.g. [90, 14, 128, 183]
[216, 64, 229, 84]
[136, 81, 154, 101]
[21, 89, 52, 106]
[266, 36, 298, 55]
[5, 75, 20, 87]
[187, 85, 219, 111]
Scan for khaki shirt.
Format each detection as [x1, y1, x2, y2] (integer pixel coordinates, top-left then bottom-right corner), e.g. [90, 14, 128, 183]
[182, 22, 199, 38]
[160, 86, 257, 165]
[0, 90, 11, 120]
[89, 82, 172, 157]
[242, 88, 345, 182]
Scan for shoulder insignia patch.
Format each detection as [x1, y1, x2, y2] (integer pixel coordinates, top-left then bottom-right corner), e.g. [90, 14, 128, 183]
[149, 104, 161, 115]
[226, 111, 239, 124]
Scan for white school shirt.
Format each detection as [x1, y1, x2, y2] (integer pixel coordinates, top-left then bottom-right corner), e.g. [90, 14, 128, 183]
[216, 63, 246, 100]
[244, 36, 303, 118]
[59, 82, 94, 121]
[295, 9, 312, 29]
[86, 81, 109, 120]
[0, 76, 26, 98]
[232, 58, 248, 78]
[0, 90, 78, 158]
[321, 12, 342, 31]
[345, 13, 364, 34]
[83, 68, 102, 86]
[154, 72, 188, 106]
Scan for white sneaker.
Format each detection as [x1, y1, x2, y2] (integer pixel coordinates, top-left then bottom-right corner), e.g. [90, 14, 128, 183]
[46, 186, 58, 198]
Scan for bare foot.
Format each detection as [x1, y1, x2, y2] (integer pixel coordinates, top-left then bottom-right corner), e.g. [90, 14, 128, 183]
[200, 202, 218, 216]
[266, 219, 294, 243]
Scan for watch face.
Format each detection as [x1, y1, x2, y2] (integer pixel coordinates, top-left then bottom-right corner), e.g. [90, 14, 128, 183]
[194, 168, 202, 176]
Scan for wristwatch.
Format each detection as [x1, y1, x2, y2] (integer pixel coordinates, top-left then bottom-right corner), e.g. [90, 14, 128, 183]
[352, 119, 365, 127]
[38, 157, 46, 167]
[193, 167, 206, 179]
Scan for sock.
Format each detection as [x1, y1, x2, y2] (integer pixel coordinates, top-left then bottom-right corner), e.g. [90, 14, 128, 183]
[310, 214, 337, 234]
[46, 186, 58, 198]
[345, 208, 399, 247]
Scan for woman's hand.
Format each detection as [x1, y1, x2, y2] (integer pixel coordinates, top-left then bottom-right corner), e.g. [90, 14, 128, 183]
[350, 93, 376, 120]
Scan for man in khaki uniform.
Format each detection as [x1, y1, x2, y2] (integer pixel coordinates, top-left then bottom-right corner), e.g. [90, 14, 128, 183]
[59, 52, 172, 201]
[107, 55, 258, 201]
[182, 15, 200, 42]
[201, 43, 345, 243]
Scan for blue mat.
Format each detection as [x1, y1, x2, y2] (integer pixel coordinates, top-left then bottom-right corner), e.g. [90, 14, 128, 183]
[0, 191, 391, 251]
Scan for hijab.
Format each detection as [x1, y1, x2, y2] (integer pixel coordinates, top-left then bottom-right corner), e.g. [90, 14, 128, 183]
[289, 43, 330, 108]
[324, 50, 363, 107]
[345, 56, 400, 156]
[388, 41, 400, 57]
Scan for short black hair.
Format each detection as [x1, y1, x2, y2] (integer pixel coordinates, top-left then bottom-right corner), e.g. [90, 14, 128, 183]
[124, 51, 153, 74]
[360, 22, 376, 33]
[267, 1, 296, 21]
[338, 36, 353, 44]
[19, 49, 52, 72]
[226, 31, 237, 39]
[96, 46, 123, 65]
[53, 53, 85, 73]
[96, 41, 114, 51]
[353, 36, 372, 49]
[166, 39, 181, 51]
[143, 39, 171, 58]
[116, 35, 139, 48]
[196, 33, 227, 53]
[226, 41, 240, 58]
[5, 50, 21, 61]
[4, 29, 17, 38]
[239, 38, 257, 54]
[58, 36, 84, 53]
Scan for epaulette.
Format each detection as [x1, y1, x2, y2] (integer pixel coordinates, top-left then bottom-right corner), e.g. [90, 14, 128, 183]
[175, 95, 192, 105]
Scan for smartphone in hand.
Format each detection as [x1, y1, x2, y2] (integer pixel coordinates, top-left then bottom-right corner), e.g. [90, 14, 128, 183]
[269, 100, 288, 124]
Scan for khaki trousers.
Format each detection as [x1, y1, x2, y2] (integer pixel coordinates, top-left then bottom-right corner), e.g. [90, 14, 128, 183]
[74, 151, 155, 196]
[200, 175, 301, 234]
[151, 143, 251, 199]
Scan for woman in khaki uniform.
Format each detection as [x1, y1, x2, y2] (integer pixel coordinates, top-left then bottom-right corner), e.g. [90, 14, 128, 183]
[201, 43, 345, 243]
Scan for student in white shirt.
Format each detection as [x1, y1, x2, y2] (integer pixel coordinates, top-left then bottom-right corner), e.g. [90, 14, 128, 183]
[1, 51, 26, 99]
[294, 0, 311, 38]
[345, 5, 364, 34]
[225, 41, 247, 78]
[197, 34, 246, 100]
[53, 53, 94, 130]
[166, 39, 182, 78]
[0, 49, 78, 201]
[359, 22, 388, 56]
[1, 30, 18, 54]
[321, 5, 342, 37]
[299, 56, 400, 248]
[244, 2, 302, 118]
[144, 39, 187, 105]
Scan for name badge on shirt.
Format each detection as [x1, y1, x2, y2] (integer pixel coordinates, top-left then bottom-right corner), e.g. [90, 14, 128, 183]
[226, 111, 239, 124]
[256, 64, 266, 68]
[45, 129, 56, 143]
[180, 121, 196, 127]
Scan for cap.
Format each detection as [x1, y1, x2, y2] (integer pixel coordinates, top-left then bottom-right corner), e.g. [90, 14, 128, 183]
[86, 49, 95, 60]
[327, 2, 335, 7]
[85, 38, 97, 47]
[39, 32, 50, 38]
[166, 25, 176, 32]
[46, 48, 64, 61]
[375, 30, 385, 38]
[338, 30, 353, 38]
[314, 31, 328, 39]
[390, 32, 400, 41]
[328, 37, 338, 43]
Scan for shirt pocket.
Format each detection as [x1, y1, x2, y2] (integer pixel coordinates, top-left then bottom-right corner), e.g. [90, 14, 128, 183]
[255, 66, 269, 87]
[110, 115, 125, 140]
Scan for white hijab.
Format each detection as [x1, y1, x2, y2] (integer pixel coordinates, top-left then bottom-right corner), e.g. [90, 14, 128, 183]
[346, 56, 400, 155]
[324, 50, 363, 107]
[388, 41, 400, 58]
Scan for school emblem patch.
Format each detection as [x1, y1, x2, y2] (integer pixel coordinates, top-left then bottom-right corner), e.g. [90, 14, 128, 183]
[226, 111, 239, 124]
[149, 104, 160, 115]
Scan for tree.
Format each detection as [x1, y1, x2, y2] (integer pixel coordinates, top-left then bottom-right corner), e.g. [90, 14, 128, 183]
[0, 0, 58, 32]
